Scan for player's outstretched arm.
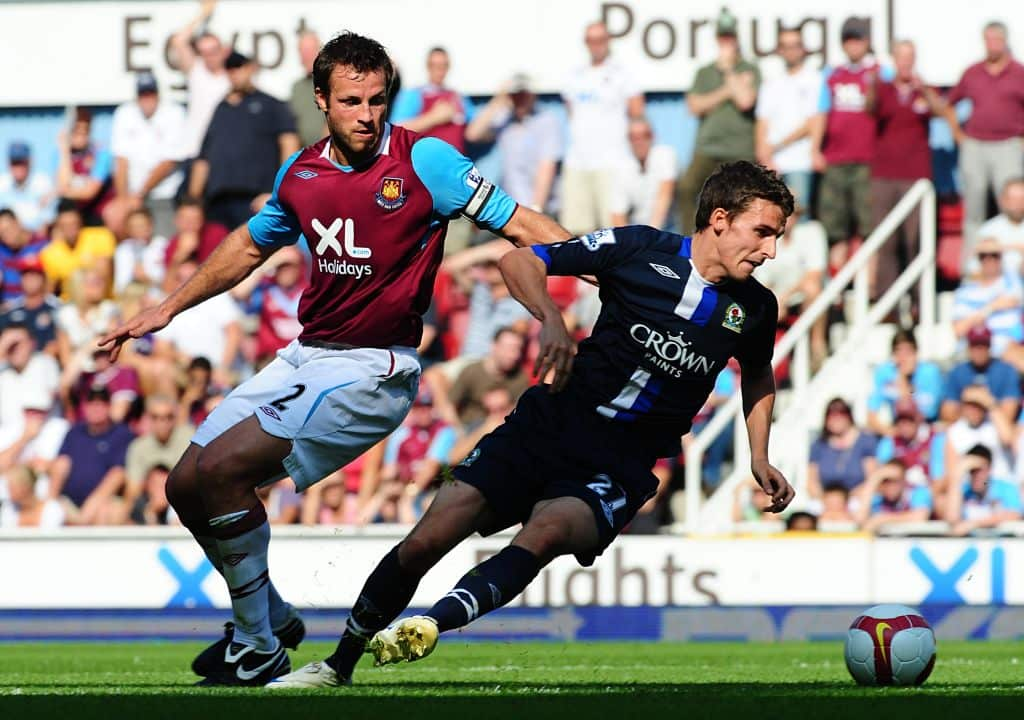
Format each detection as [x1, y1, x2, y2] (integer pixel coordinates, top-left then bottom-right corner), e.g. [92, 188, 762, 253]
[740, 361, 794, 513]
[499, 247, 575, 392]
[495, 205, 572, 249]
[97, 224, 271, 361]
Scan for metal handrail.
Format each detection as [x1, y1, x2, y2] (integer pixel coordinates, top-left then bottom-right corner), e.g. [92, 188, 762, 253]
[683, 179, 937, 531]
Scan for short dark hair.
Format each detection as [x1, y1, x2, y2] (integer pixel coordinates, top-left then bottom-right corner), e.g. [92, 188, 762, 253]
[176, 196, 204, 213]
[313, 31, 395, 98]
[693, 161, 794, 232]
[891, 328, 917, 350]
[56, 197, 80, 215]
[785, 511, 818, 531]
[428, 46, 448, 57]
[0, 207, 15, 221]
[188, 356, 212, 373]
[966, 444, 993, 464]
[822, 483, 850, 499]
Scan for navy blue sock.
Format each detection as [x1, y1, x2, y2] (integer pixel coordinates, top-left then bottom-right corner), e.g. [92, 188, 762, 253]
[326, 544, 422, 678]
[426, 546, 541, 633]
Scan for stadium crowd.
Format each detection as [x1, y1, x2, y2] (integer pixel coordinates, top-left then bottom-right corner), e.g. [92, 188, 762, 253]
[1, 2, 1024, 536]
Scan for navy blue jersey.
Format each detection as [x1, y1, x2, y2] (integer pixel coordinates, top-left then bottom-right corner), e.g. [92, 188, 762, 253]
[532, 225, 777, 455]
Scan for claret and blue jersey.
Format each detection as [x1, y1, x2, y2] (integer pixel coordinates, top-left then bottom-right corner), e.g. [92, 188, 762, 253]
[247, 123, 516, 349]
[531, 225, 778, 453]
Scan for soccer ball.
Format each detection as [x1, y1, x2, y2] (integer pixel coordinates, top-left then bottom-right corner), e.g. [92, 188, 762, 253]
[844, 604, 936, 686]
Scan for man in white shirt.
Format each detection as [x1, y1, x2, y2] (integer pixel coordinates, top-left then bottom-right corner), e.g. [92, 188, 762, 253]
[753, 207, 828, 361]
[108, 73, 188, 240]
[609, 118, 677, 230]
[0, 322, 60, 465]
[560, 21, 645, 236]
[755, 27, 822, 214]
[170, 0, 230, 161]
[0, 142, 55, 233]
[975, 177, 1024, 276]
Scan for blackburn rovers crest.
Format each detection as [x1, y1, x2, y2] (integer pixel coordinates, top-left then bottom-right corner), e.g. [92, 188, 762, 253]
[375, 176, 407, 210]
[722, 302, 746, 333]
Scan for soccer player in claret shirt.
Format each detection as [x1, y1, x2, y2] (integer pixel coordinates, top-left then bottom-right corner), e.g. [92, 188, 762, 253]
[98, 31, 569, 686]
[269, 161, 797, 688]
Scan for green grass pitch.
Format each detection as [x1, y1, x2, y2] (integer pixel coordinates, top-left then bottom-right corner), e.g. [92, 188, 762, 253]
[0, 640, 1021, 719]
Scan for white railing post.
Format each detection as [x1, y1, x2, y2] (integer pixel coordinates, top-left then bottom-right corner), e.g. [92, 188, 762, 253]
[793, 334, 810, 394]
[919, 184, 936, 331]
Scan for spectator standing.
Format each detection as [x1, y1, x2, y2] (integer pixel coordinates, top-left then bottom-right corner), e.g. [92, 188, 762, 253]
[109, 72, 187, 239]
[39, 200, 115, 299]
[974, 178, 1024, 276]
[47, 386, 134, 525]
[677, 10, 759, 234]
[941, 324, 1019, 425]
[169, 0, 230, 163]
[869, 40, 945, 300]
[55, 109, 115, 228]
[866, 329, 944, 435]
[754, 26, 821, 212]
[0, 141, 55, 234]
[945, 444, 1022, 536]
[855, 461, 933, 534]
[944, 21, 1024, 257]
[0, 257, 60, 356]
[464, 74, 562, 215]
[289, 30, 327, 146]
[951, 238, 1024, 371]
[609, 118, 677, 230]
[811, 18, 881, 264]
[0, 465, 65, 529]
[0, 208, 47, 304]
[808, 397, 878, 497]
[113, 208, 168, 293]
[189, 51, 299, 230]
[560, 21, 644, 236]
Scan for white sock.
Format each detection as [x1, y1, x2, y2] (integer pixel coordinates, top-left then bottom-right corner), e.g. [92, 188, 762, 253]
[211, 508, 275, 650]
[196, 533, 292, 630]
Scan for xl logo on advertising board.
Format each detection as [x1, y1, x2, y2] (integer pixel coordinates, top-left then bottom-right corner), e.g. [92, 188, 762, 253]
[909, 545, 1006, 604]
[312, 217, 373, 278]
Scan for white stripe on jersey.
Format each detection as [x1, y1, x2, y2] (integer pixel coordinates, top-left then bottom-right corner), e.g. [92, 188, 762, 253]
[597, 366, 651, 418]
[673, 261, 712, 320]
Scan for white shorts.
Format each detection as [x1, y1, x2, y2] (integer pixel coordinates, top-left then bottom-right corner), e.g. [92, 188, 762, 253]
[193, 340, 421, 491]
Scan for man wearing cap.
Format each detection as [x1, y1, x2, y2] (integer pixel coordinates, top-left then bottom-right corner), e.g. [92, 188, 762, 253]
[465, 73, 562, 217]
[189, 51, 299, 230]
[941, 324, 1020, 425]
[0, 254, 60, 356]
[755, 27, 822, 214]
[952, 237, 1024, 371]
[47, 384, 135, 525]
[109, 72, 188, 239]
[0, 141, 56, 234]
[560, 21, 645, 237]
[810, 17, 882, 265]
[0, 207, 48, 304]
[944, 22, 1024, 257]
[677, 8, 760, 234]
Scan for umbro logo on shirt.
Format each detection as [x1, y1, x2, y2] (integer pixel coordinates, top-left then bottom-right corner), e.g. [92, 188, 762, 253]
[294, 170, 318, 180]
[649, 263, 680, 279]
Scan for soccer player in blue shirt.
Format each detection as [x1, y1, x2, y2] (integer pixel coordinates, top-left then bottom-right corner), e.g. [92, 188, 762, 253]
[269, 161, 796, 688]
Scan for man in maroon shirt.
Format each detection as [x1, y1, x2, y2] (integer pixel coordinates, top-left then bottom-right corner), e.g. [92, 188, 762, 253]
[162, 197, 229, 287]
[811, 17, 882, 265]
[870, 40, 944, 300]
[99, 32, 569, 686]
[944, 21, 1024, 259]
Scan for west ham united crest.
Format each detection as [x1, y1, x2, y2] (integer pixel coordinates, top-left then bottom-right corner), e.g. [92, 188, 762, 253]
[722, 302, 746, 333]
[375, 176, 407, 210]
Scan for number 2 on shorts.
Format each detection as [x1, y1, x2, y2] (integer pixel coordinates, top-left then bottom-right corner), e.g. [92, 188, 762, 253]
[269, 384, 307, 411]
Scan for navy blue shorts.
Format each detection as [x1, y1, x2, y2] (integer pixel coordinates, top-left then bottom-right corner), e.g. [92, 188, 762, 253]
[452, 386, 659, 565]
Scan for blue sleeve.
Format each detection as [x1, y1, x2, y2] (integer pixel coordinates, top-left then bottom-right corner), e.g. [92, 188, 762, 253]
[90, 149, 113, 181]
[247, 151, 303, 248]
[943, 365, 966, 403]
[461, 95, 477, 123]
[993, 363, 1021, 401]
[996, 482, 1023, 512]
[866, 364, 891, 412]
[876, 436, 894, 462]
[390, 89, 424, 124]
[915, 363, 944, 420]
[383, 429, 405, 465]
[817, 69, 833, 113]
[929, 432, 946, 480]
[910, 486, 933, 511]
[410, 137, 517, 230]
[427, 427, 457, 463]
[532, 225, 683, 277]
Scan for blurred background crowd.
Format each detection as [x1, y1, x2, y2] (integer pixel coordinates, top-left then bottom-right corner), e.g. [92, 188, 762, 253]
[1, 1, 1023, 537]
